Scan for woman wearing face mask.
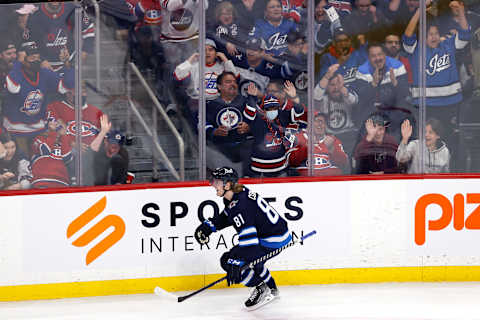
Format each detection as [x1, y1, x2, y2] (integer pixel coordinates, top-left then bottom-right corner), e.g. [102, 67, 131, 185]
[243, 81, 304, 177]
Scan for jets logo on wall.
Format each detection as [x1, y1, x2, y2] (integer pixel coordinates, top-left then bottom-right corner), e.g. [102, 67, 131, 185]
[294, 71, 308, 91]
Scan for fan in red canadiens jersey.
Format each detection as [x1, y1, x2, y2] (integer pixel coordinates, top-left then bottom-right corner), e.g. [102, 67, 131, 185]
[287, 112, 349, 176]
[243, 81, 304, 177]
[30, 118, 73, 189]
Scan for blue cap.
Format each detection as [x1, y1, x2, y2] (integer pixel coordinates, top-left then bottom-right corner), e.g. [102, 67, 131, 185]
[106, 130, 125, 145]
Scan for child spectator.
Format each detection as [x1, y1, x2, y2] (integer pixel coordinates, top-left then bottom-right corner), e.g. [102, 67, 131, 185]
[396, 118, 450, 173]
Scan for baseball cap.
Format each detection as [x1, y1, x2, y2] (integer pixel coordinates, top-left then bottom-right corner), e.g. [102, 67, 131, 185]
[333, 27, 348, 39]
[107, 130, 125, 145]
[369, 112, 390, 127]
[205, 38, 217, 49]
[21, 41, 39, 56]
[246, 38, 262, 51]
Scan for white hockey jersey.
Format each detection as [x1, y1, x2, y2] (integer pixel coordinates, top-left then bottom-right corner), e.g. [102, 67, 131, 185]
[173, 58, 238, 100]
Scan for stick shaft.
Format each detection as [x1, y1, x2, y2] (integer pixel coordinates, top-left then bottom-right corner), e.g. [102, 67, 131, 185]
[176, 230, 316, 303]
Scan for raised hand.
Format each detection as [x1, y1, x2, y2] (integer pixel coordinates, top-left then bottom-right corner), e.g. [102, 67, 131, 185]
[100, 114, 112, 134]
[365, 118, 376, 141]
[401, 119, 412, 144]
[187, 52, 200, 64]
[247, 82, 258, 97]
[283, 80, 297, 98]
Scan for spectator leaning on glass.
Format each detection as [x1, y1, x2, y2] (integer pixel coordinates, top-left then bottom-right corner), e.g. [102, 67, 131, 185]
[396, 117, 450, 173]
[353, 112, 399, 174]
[0, 132, 32, 190]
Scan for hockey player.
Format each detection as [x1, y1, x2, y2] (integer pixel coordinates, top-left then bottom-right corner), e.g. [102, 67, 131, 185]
[194, 166, 291, 310]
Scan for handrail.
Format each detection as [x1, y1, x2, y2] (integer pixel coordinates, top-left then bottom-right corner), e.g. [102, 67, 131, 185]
[90, 0, 101, 91]
[128, 62, 185, 181]
[128, 99, 181, 181]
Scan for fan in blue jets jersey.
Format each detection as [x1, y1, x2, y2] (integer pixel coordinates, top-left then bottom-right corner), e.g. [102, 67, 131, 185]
[194, 167, 291, 310]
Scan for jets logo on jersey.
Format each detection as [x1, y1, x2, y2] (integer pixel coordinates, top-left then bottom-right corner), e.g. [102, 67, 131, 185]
[327, 109, 347, 130]
[343, 67, 357, 83]
[47, 29, 68, 48]
[145, 9, 162, 25]
[21, 89, 44, 116]
[170, 8, 193, 31]
[66, 121, 100, 137]
[426, 53, 451, 76]
[294, 71, 308, 91]
[266, 32, 288, 51]
[217, 107, 242, 129]
[205, 72, 219, 95]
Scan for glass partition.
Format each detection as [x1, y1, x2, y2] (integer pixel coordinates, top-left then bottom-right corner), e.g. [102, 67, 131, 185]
[0, 0, 479, 192]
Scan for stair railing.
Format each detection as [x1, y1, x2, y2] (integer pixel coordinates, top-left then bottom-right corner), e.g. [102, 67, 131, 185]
[127, 62, 185, 181]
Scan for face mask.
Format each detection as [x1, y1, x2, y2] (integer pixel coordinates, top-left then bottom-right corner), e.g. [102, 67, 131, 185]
[266, 110, 278, 120]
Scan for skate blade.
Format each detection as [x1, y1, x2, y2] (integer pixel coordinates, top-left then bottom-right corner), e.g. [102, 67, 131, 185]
[245, 293, 275, 311]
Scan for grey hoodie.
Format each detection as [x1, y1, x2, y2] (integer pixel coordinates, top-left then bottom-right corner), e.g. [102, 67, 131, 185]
[396, 139, 450, 174]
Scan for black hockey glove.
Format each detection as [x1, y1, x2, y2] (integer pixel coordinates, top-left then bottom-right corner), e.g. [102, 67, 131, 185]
[194, 222, 213, 245]
[226, 258, 246, 286]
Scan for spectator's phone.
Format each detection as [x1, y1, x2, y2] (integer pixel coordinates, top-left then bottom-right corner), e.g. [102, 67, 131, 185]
[326, 7, 340, 23]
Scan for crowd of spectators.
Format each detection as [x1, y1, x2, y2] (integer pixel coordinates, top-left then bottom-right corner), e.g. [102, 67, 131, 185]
[111, 0, 480, 178]
[0, 2, 130, 190]
[1, 0, 479, 189]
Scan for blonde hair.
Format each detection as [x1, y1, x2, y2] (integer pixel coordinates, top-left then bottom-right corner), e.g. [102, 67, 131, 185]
[215, 1, 235, 22]
[232, 183, 245, 193]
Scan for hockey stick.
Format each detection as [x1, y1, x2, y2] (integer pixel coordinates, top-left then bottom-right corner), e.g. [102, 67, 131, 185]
[172, 230, 317, 303]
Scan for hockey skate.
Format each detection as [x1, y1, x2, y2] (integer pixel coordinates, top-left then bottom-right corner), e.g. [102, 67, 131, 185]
[245, 282, 274, 311]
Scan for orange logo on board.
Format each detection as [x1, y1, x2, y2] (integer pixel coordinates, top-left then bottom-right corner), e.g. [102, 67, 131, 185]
[67, 196, 126, 265]
[414, 193, 480, 245]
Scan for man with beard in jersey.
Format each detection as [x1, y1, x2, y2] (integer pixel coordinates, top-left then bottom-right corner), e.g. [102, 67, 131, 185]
[3, 41, 68, 158]
[205, 71, 251, 177]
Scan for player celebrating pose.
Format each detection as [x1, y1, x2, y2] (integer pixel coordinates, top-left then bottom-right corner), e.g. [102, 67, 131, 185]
[194, 167, 292, 310]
